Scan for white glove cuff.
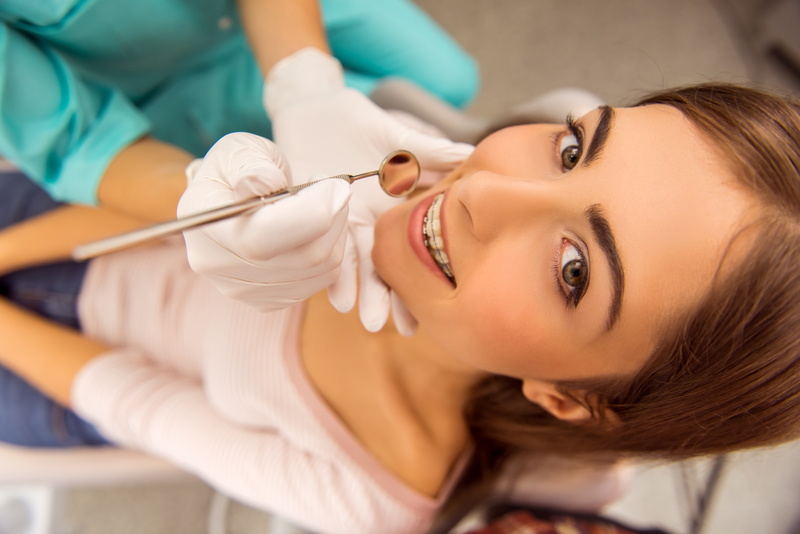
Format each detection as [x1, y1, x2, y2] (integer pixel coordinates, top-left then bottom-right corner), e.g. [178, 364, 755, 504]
[265, 47, 345, 114]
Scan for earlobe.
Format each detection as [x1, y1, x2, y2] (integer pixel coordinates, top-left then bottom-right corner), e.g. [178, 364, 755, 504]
[521, 379, 594, 422]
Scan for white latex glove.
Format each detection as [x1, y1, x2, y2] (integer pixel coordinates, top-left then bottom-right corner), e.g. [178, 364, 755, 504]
[265, 48, 474, 334]
[178, 132, 352, 311]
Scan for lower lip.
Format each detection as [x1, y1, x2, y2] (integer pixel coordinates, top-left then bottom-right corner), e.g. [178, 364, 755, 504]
[408, 192, 453, 283]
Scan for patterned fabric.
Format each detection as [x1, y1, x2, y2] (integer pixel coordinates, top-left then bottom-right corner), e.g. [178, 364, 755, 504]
[469, 510, 666, 534]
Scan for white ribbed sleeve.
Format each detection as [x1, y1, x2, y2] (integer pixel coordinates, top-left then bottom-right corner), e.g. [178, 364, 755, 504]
[73, 350, 430, 534]
[70, 241, 451, 534]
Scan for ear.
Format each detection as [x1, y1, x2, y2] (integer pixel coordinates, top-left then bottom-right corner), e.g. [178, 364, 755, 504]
[522, 380, 622, 426]
[521, 379, 594, 422]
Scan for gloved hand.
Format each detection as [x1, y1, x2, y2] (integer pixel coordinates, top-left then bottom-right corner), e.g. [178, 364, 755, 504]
[265, 47, 474, 334]
[178, 132, 352, 311]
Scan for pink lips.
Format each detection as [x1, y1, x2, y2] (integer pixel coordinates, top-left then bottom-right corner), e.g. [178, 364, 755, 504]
[407, 188, 454, 285]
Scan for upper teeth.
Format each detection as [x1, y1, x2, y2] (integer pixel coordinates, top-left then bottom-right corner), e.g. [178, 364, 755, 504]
[423, 193, 455, 282]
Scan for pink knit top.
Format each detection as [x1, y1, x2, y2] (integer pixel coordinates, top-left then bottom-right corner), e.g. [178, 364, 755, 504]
[71, 240, 470, 534]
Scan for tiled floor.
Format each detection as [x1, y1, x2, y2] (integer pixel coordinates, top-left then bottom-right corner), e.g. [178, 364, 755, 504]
[2, 1, 800, 533]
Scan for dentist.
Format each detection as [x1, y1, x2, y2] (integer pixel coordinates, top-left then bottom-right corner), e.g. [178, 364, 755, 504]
[0, 0, 476, 330]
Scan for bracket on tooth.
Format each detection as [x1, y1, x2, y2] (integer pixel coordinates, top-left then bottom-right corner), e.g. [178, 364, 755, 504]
[423, 193, 456, 283]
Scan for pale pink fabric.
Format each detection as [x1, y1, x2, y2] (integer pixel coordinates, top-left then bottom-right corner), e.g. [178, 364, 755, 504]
[72, 240, 465, 534]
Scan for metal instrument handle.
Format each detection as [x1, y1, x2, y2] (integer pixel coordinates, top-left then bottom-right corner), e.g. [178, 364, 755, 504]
[71, 174, 355, 261]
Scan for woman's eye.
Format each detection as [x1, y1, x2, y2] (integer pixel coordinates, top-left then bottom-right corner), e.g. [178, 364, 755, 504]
[560, 133, 582, 170]
[560, 240, 589, 306]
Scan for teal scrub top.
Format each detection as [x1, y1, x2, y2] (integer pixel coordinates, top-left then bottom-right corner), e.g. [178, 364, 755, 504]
[0, 0, 267, 205]
[0, 0, 478, 205]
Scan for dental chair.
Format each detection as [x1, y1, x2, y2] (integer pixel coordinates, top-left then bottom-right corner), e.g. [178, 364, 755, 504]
[0, 441, 192, 487]
[371, 78, 604, 144]
[0, 442, 197, 534]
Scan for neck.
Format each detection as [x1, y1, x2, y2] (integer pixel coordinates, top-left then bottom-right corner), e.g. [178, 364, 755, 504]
[304, 291, 483, 413]
[383, 320, 485, 415]
[300, 291, 485, 496]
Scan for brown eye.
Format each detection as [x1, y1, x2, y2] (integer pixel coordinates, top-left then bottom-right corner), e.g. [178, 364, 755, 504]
[559, 239, 589, 306]
[561, 145, 581, 170]
[562, 258, 586, 289]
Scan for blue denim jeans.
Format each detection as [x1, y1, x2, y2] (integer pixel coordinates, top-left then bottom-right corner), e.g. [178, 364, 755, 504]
[0, 171, 110, 446]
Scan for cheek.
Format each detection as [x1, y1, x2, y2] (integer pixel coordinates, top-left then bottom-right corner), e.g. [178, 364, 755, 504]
[430, 245, 566, 377]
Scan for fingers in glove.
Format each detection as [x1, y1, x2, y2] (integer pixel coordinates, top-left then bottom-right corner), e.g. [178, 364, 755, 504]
[327, 232, 358, 313]
[396, 131, 475, 172]
[391, 291, 418, 337]
[352, 224, 391, 332]
[184, 222, 348, 306]
[177, 172, 238, 219]
[210, 133, 294, 198]
[359, 268, 391, 333]
[265, 48, 345, 115]
[179, 135, 291, 218]
[348, 177, 406, 226]
[256, 214, 348, 272]
[417, 169, 447, 188]
[214, 265, 344, 312]
[185, 159, 204, 185]
[205, 178, 351, 261]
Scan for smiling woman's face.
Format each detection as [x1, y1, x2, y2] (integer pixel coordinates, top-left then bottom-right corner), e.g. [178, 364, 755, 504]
[373, 105, 758, 383]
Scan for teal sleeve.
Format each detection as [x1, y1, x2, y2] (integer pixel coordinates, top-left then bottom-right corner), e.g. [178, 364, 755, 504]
[322, 0, 479, 109]
[0, 22, 151, 205]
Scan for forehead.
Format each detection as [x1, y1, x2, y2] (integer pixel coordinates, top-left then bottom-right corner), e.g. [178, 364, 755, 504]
[588, 105, 756, 368]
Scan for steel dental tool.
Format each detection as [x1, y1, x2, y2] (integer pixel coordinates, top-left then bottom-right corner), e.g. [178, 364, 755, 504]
[72, 150, 421, 261]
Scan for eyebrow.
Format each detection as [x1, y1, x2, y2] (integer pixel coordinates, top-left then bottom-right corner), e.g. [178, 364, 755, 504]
[582, 105, 615, 167]
[585, 204, 625, 330]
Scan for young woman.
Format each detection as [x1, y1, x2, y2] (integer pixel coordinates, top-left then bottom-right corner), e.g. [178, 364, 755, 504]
[1, 83, 799, 534]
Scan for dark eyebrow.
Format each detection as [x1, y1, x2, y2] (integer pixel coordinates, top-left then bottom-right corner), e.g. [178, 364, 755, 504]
[582, 105, 615, 167]
[585, 204, 625, 330]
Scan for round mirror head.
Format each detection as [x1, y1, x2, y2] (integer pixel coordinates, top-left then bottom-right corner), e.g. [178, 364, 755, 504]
[378, 150, 420, 197]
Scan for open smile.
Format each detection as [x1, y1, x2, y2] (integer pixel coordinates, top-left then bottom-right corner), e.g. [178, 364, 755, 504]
[423, 193, 455, 282]
[407, 189, 456, 286]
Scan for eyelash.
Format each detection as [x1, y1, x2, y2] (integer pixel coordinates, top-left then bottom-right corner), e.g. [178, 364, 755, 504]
[545, 116, 590, 307]
[551, 114, 585, 172]
[566, 114, 583, 136]
[551, 239, 590, 308]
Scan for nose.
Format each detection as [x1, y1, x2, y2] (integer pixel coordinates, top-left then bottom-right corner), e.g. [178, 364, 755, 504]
[456, 170, 569, 242]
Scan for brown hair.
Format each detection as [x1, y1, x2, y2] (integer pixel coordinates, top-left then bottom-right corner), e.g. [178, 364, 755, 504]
[463, 84, 800, 482]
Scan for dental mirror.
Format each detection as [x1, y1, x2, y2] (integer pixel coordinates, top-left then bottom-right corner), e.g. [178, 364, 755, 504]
[72, 150, 420, 261]
[376, 150, 420, 197]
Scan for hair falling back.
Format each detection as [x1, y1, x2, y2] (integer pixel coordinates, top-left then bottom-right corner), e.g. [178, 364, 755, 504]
[463, 84, 800, 481]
